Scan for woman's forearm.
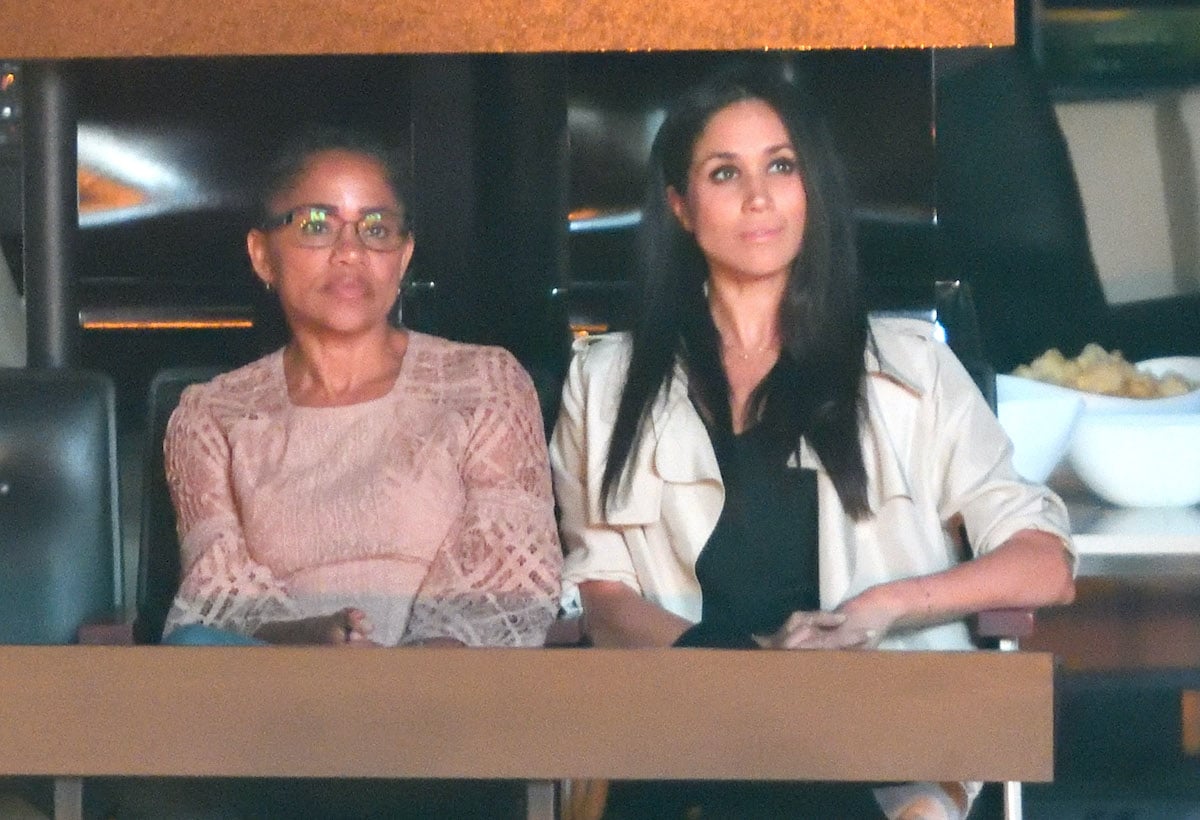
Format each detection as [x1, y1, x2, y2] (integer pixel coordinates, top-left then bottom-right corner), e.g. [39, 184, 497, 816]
[578, 580, 693, 648]
[843, 528, 1075, 633]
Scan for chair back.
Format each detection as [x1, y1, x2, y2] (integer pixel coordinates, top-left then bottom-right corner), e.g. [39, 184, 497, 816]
[133, 365, 224, 644]
[0, 368, 120, 643]
[869, 279, 997, 412]
[0, 252, 25, 366]
[934, 278, 996, 412]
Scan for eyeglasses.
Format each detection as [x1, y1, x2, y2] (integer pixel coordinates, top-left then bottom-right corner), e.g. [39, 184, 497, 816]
[261, 206, 408, 252]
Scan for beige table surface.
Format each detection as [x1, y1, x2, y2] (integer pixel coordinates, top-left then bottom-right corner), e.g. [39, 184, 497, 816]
[1056, 468, 1200, 577]
[0, 645, 1053, 784]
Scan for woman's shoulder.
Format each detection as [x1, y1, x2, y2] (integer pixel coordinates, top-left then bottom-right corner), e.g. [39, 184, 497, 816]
[176, 351, 286, 421]
[407, 331, 535, 401]
[566, 331, 632, 381]
[866, 315, 942, 349]
[865, 316, 947, 382]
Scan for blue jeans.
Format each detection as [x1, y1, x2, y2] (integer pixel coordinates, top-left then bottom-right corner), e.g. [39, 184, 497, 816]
[162, 623, 267, 646]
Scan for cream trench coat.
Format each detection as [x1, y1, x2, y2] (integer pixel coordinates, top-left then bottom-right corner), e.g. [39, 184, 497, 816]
[549, 317, 1075, 653]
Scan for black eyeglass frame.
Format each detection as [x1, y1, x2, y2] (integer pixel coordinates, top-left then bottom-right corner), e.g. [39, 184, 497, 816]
[259, 205, 409, 251]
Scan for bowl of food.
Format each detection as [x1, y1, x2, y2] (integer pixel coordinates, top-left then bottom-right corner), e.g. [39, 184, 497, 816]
[1003, 345, 1200, 414]
[1068, 413, 1200, 507]
[996, 394, 1083, 483]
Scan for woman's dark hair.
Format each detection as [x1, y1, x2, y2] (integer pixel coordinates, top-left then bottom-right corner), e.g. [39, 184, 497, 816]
[254, 123, 413, 233]
[601, 61, 871, 519]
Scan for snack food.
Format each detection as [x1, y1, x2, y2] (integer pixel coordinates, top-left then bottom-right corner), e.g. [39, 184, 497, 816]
[1012, 344, 1197, 399]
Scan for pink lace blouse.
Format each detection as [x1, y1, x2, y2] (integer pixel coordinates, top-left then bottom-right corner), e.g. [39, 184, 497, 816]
[161, 332, 562, 646]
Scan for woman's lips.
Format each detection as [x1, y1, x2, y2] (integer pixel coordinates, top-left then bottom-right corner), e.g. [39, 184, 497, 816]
[325, 276, 369, 299]
[740, 225, 783, 242]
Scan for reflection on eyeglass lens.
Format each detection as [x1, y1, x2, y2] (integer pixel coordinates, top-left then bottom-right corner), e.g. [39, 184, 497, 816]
[269, 206, 406, 251]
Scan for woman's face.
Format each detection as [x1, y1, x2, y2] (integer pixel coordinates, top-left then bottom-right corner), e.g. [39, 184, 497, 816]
[667, 99, 807, 286]
[247, 149, 414, 341]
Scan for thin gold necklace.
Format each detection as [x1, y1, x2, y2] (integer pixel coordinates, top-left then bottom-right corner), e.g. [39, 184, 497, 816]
[721, 342, 779, 360]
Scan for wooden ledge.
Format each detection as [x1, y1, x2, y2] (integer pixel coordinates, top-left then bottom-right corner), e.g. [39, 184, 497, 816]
[0, 646, 1052, 783]
[1, 1, 1013, 58]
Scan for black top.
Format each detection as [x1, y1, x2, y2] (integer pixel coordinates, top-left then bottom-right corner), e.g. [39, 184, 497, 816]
[675, 422, 820, 648]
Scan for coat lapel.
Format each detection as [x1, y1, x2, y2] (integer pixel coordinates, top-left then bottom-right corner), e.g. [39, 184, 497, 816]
[603, 366, 722, 525]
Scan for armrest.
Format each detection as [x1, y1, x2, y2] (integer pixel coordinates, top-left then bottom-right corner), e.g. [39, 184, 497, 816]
[544, 615, 585, 647]
[974, 608, 1035, 641]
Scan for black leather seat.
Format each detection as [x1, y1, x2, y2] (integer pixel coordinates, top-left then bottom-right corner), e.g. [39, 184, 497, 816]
[132, 365, 224, 644]
[130, 354, 560, 644]
[0, 367, 121, 644]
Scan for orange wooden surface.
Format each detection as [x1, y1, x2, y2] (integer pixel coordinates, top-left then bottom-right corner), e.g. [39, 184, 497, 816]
[0, 646, 1052, 782]
[1, 0, 1013, 58]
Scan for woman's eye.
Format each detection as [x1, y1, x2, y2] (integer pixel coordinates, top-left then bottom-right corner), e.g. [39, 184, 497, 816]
[364, 215, 401, 239]
[299, 219, 330, 236]
[769, 157, 796, 174]
[710, 165, 738, 183]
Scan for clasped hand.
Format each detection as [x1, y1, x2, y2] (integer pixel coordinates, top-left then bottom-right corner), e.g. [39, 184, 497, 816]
[254, 608, 468, 647]
[254, 606, 378, 646]
[752, 588, 899, 650]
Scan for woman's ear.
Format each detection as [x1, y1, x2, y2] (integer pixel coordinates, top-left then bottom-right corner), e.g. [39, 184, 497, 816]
[246, 229, 275, 290]
[666, 186, 693, 233]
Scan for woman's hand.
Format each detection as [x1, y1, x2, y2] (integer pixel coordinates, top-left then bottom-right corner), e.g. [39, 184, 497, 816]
[830, 585, 907, 648]
[253, 607, 379, 646]
[765, 528, 1076, 652]
[753, 610, 874, 650]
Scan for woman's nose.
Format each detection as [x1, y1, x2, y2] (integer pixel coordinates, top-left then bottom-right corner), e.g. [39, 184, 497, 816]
[330, 221, 367, 255]
[743, 176, 771, 210]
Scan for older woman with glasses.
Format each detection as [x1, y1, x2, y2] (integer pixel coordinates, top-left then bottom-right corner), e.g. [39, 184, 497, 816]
[161, 124, 562, 648]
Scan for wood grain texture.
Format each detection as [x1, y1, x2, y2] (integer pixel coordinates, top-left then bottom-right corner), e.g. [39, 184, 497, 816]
[2, 0, 1013, 58]
[0, 646, 1052, 782]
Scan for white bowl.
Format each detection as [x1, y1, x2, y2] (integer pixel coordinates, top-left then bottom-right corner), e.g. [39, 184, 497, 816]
[997, 356, 1200, 415]
[996, 396, 1083, 483]
[1068, 413, 1200, 507]
[1139, 354, 1200, 384]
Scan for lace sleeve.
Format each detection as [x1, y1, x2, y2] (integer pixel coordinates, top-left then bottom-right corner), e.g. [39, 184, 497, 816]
[160, 389, 298, 639]
[402, 354, 563, 647]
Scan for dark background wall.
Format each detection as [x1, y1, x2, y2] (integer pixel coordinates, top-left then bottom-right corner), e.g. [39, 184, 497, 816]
[4, 11, 1200, 420]
[1, 49, 939, 424]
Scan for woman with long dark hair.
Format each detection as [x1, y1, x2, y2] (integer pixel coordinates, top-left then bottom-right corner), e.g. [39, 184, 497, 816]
[550, 64, 1075, 819]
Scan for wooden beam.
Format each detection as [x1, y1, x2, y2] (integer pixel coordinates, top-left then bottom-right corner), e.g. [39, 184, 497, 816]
[1, 0, 1012, 59]
[0, 646, 1052, 783]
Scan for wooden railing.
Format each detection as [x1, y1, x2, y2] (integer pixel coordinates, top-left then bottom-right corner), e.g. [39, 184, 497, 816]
[0, 645, 1053, 819]
[1, 0, 1012, 58]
